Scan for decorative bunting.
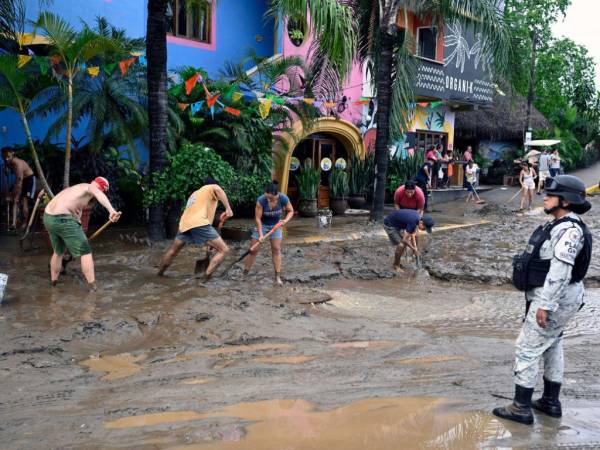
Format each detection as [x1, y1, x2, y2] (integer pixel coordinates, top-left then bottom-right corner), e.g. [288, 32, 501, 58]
[138, 55, 147, 66]
[190, 101, 204, 115]
[119, 57, 136, 76]
[313, 100, 323, 108]
[206, 92, 221, 108]
[87, 66, 100, 77]
[103, 62, 117, 75]
[177, 102, 189, 111]
[429, 101, 443, 108]
[324, 101, 337, 108]
[34, 56, 49, 75]
[258, 98, 272, 119]
[185, 73, 201, 95]
[303, 98, 315, 105]
[353, 99, 370, 106]
[270, 95, 286, 106]
[17, 55, 32, 68]
[224, 106, 241, 116]
[232, 92, 243, 102]
[417, 102, 429, 107]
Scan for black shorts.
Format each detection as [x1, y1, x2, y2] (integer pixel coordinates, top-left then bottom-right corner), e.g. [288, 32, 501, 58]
[21, 175, 36, 199]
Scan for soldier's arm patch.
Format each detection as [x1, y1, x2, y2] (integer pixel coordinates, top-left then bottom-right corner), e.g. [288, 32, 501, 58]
[554, 227, 582, 265]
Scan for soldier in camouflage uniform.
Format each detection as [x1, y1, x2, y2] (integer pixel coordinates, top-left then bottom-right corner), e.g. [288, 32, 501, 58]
[493, 175, 592, 425]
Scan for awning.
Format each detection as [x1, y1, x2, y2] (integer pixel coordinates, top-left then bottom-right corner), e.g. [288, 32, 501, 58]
[525, 139, 561, 147]
[17, 33, 50, 46]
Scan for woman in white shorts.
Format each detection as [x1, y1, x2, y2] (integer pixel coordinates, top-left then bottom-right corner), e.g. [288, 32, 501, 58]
[519, 162, 537, 211]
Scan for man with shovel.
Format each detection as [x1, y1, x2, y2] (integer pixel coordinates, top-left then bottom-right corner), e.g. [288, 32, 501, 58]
[383, 209, 434, 272]
[157, 178, 233, 282]
[44, 177, 121, 290]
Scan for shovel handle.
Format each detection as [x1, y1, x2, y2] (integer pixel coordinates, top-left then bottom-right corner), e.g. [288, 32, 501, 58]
[20, 189, 45, 241]
[250, 221, 285, 251]
[88, 219, 113, 242]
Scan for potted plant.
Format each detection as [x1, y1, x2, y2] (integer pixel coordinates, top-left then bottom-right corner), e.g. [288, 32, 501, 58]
[287, 16, 306, 47]
[348, 154, 373, 209]
[295, 162, 320, 217]
[329, 167, 349, 215]
[288, 29, 305, 46]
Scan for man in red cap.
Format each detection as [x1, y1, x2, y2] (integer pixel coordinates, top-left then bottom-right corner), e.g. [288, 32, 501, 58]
[43, 177, 121, 290]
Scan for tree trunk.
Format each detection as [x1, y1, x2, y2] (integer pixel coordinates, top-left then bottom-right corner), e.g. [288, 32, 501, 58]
[369, 29, 395, 222]
[63, 74, 73, 188]
[20, 110, 54, 198]
[146, 0, 169, 241]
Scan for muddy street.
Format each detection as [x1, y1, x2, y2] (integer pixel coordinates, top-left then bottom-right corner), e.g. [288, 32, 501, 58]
[1, 195, 600, 449]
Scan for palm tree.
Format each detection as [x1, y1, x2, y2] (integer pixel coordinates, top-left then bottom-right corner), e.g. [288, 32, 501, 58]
[268, 0, 509, 221]
[0, 55, 55, 196]
[35, 12, 121, 188]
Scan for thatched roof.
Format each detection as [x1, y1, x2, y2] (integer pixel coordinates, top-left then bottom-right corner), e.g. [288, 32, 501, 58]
[454, 82, 550, 142]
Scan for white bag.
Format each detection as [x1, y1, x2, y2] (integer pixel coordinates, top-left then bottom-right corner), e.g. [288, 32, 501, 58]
[438, 167, 444, 179]
[0, 273, 7, 304]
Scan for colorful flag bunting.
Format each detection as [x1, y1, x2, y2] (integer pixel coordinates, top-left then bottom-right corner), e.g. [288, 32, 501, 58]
[303, 98, 315, 105]
[177, 103, 189, 111]
[138, 55, 147, 66]
[324, 101, 337, 108]
[17, 55, 32, 68]
[258, 98, 272, 119]
[206, 92, 221, 108]
[190, 101, 204, 115]
[429, 101, 442, 108]
[119, 57, 136, 76]
[103, 62, 118, 75]
[34, 56, 49, 75]
[417, 102, 429, 107]
[185, 73, 201, 95]
[232, 92, 243, 102]
[87, 66, 100, 77]
[224, 106, 241, 116]
[313, 100, 323, 108]
[353, 99, 370, 106]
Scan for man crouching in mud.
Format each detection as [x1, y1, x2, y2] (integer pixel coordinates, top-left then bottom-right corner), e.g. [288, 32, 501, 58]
[44, 177, 121, 290]
[382, 209, 434, 272]
[493, 175, 592, 425]
[157, 178, 233, 282]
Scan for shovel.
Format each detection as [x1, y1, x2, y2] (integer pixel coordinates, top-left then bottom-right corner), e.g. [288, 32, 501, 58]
[219, 220, 285, 277]
[506, 187, 524, 204]
[412, 234, 422, 269]
[194, 212, 228, 275]
[20, 189, 45, 243]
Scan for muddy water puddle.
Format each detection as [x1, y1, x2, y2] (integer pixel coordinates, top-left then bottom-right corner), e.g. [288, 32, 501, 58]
[135, 397, 510, 449]
[80, 353, 147, 381]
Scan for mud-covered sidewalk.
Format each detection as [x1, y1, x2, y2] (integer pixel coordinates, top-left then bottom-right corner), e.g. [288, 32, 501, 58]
[1, 193, 600, 449]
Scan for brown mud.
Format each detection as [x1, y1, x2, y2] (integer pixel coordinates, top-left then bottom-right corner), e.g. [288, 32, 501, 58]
[1, 195, 600, 449]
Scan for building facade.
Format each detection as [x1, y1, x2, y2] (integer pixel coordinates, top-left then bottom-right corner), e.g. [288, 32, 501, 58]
[2, 2, 493, 201]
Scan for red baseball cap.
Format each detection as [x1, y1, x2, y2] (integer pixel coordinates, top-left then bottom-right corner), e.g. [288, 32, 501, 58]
[93, 176, 110, 191]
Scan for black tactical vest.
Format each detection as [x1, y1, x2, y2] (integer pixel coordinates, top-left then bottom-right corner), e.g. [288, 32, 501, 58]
[512, 217, 592, 292]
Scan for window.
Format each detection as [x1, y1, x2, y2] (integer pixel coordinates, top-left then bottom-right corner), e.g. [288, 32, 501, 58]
[417, 26, 437, 60]
[167, 0, 211, 43]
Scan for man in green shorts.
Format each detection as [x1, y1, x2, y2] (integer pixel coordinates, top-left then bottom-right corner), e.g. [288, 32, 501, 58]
[44, 177, 121, 290]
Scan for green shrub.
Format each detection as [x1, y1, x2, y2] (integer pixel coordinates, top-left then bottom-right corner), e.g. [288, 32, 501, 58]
[329, 167, 349, 198]
[144, 143, 236, 207]
[295, 162, 320, 200]
[387, 151, 424, 192]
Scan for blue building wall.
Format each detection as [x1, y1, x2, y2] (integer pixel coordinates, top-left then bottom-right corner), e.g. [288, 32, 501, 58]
[1, 0, 275, 159]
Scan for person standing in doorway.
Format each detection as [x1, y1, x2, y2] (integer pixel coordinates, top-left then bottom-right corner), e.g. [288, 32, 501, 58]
[2, 148, 36, 230]
[157, 178, 233, 281]
[243, 181, 294, 286]
[416, 155, 434, 212]
[393, 180, 425, 216]
[493, 175, 592, 425]
[519, 162, 537, 211]
[550, 149, 561, 177]
[537, 149, 551, 195]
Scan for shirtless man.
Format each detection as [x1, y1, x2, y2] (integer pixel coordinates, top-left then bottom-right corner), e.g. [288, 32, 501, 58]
[43, 177, 121, 289]
[2, 148, 36, 230]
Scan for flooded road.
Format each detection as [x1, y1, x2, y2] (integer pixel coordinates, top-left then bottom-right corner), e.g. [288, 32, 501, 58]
[1, 195, 600, 449]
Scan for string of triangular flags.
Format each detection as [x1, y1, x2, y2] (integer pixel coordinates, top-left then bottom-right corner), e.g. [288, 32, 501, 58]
[16, 51, 148, 78]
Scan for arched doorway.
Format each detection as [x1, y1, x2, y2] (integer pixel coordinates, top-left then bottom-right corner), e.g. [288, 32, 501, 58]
[276, 117, 365, 207]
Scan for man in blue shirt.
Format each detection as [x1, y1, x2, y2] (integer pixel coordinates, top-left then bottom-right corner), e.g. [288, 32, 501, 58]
[383, 209, 434, 272]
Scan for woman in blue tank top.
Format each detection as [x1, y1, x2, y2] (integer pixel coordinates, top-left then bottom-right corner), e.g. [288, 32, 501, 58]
[243, 181, 294, 285]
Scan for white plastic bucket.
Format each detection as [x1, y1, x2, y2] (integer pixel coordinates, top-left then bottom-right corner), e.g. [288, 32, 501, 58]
[0, 273, 7, 304]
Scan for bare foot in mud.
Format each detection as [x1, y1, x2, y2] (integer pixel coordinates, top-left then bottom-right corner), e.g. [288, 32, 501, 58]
[275, 275, 283, 286]
[88, 282, 98, 292]
[394, 265, 405, 273]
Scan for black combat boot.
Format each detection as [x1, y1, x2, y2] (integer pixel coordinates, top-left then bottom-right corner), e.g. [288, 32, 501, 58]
[493, 384, 534, 425]
[532, 378, 562, 418]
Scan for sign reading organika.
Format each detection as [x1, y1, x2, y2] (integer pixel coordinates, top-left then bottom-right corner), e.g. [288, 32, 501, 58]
[415, 20, 494, 104]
